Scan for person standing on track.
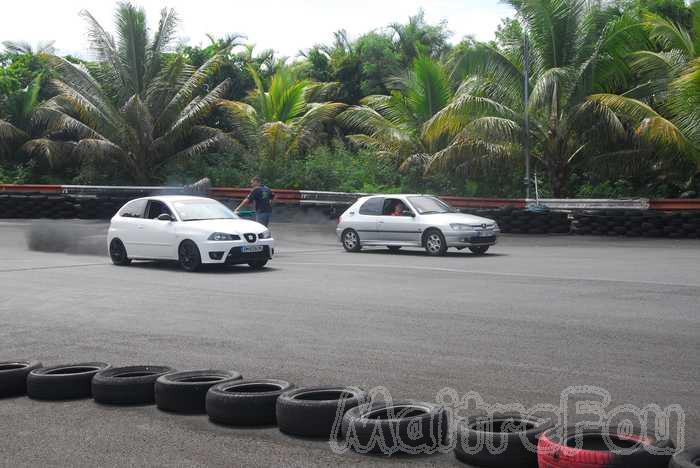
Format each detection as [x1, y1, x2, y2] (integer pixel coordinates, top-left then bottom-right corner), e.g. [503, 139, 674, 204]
[235, 176, 275, 226]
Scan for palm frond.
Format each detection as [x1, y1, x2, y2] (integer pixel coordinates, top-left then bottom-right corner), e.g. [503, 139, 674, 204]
[145, 7, 179, 83]
[643, 12, 695, 58]
[80, 8, 131, 97]
[20, 139, 78, 168]
[589, 93, 689, 150]
[155, 51, 227, 133]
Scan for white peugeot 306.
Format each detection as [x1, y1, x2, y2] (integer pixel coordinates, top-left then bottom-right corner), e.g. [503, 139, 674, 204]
[108, 196, 274, 271]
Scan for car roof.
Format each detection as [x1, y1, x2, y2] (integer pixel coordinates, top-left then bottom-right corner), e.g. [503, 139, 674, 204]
[131, 195, 211, 203]
[357, 194, 431, 201]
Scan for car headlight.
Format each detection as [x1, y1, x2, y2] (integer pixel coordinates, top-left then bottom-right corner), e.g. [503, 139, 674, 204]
[208, 232, 240, 241]
[258, 229, 271, 239]
[450, 223, 476, 231]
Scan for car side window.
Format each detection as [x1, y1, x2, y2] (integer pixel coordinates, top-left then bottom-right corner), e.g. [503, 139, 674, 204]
[145, 200, 174, 219]
[118, 199, 147, 218]
[359, 197, 384, 216]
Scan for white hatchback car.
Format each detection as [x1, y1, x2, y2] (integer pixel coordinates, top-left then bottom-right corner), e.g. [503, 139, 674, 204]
[108, 195, 274, 271]
[336, 194, 499, 256]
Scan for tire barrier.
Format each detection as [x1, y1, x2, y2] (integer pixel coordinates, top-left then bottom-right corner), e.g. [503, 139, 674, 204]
[670, 446, 700, 468]
[154, 369, 242, 414]
[0, 360, 42, 398]
[463, 207, 571, 234]
[340, 400, 448, 455]
[572, 210, 700, 238]
[453, 413, 551, 467]
[206, 379, 293, 426]
[26, 362, 110, 400]
[2, 187, 700, 238]
[537, 425, 674, 468]
[0, 362, 688, 462]
[276, 386, 368, 438]
[92, 365, 175, 405]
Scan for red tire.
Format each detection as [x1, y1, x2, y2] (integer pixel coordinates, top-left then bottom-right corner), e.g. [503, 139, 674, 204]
[537, 426, 673, 468]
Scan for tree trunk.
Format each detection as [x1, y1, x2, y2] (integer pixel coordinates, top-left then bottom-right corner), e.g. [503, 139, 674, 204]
[549, 162, 569, 198]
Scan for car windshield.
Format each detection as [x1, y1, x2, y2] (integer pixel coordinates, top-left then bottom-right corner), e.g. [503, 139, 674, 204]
[172, 199, 238, 221]
[407, 196, 455, 214]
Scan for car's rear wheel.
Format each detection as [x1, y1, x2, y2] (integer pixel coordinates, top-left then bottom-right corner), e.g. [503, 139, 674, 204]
[109, 239, 131, 266]
[248, 260, 268, 270]
[178, 240, 201, 272]
[387, 246, 401, 252]
[469, 245, 490, 255]
[342, 229, 362, 252]
[424, 229, 447, 256]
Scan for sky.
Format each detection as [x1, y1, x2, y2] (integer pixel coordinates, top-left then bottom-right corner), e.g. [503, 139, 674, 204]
[0, 0, 514, 58]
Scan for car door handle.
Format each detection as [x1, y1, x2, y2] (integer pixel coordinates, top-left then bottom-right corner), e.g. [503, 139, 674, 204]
[137, 225, 144, 229]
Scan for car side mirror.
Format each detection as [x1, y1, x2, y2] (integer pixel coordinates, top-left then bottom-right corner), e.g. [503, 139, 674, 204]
[157, 213, 173, 221]
[403, 210, 415, 217]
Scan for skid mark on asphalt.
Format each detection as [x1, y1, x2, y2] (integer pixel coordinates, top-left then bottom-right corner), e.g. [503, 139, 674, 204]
[0, 262, 106, 273]
[280, 261, 700, 289]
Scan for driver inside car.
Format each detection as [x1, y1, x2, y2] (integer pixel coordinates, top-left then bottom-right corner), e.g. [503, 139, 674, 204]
[391, 201, 407, 216]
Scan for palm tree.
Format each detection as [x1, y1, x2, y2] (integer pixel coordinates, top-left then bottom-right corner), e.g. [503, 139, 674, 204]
[25, 2, 240, 183]
[0, 75, 43, 159]
[338, 55, 453, 170]
[2, 41, 56, 55]
[589, 13, 700, 172]
[424, 0, 649, 197]
[389, 10, 450, 65]
[217, 67, 345, 161]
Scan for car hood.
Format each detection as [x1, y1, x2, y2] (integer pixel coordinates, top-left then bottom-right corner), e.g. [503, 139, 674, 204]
[420, 212, 497, 225]
[179, 218, 266, 234]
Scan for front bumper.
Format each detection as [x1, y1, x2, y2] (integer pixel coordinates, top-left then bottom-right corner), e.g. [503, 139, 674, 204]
[444, 230, 499, 247]
[200, 238, 275, 264]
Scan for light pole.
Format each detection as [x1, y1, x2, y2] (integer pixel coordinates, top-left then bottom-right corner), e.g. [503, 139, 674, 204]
[523, 33, 530, 200]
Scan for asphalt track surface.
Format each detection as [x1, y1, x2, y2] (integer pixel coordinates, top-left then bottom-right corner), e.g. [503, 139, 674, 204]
[0, 220, 698, 467]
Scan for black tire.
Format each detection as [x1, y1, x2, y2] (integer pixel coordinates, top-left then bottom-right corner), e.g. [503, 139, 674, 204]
[0, 360, 42, 398]
[670, 446, 700, 468]
[155, 369, 242, 414]
[454, 413, 551, 467]
[109, 238, 131, 266]
[277, 385, 368, 438]
[27, 362, 110, 400]
[341, 400, 448, 455]
[178, 240, 201, 272]
[469, 245, 490, 255]
[92, 365, 175, 405]
[248, 259, 268, 270]
[342, 229, 362, 252]
[387, 246, 402, 252]
[424, 229, 447, 256]
[206, 379, 293, 426]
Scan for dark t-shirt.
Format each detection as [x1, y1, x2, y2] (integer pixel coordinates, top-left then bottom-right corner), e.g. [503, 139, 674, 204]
[248, 185, 274, 213]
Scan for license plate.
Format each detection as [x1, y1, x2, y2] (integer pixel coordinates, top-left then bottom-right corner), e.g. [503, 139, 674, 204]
[478, 230, 492, 237]
[241, 245, 263, 253]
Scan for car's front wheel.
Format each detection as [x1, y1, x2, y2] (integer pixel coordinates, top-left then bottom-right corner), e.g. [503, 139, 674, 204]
[109, 239, 131, 266]
[342, 229, 362, 252]
[248, 260, 268, 270]
[469, 245, 490, 255]
[424, 229, 447, 256]
[178, 240, 201, 272]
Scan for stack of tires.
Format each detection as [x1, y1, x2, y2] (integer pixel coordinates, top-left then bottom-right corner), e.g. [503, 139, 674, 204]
[0, 194, 18, 218]
[463, 207, 571, 234]
[572, 210, 700, 238]
[0, 193, 80, 219]
[95, 195, 129, 219]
